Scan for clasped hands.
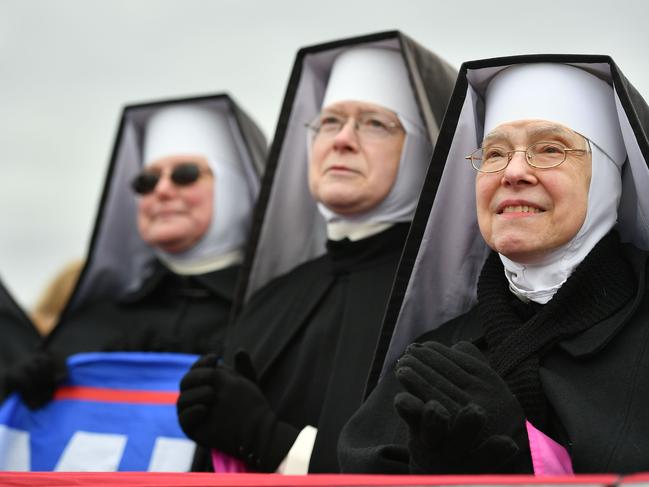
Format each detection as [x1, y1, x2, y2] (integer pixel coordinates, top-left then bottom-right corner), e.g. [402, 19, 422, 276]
[393, 341, 532, 474]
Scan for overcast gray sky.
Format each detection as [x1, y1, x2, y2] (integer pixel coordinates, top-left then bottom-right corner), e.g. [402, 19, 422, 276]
[1, 0, 648, 308]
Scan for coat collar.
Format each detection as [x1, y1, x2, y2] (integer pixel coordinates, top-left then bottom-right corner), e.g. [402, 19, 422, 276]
[120, 260, 240, 303]
[557, 244, 649, 357]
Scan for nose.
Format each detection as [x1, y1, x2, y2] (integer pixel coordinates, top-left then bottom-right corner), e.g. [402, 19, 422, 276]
[152, 171, 177, 197]
[500, 150, 536, 187]
[332, 118, 359, 152]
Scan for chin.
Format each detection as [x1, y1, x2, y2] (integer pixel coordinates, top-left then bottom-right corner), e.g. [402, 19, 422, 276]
[318, 192, 362, 213]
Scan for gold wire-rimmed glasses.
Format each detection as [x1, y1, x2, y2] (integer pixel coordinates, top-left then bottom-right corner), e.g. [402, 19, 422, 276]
[305, 112, 404, 140]
[465, 140, 592, 173]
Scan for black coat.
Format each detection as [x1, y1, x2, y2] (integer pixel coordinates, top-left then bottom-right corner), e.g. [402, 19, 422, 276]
[46, 262, 239, 357]
[339, 242, 649, 474]
[226, 224, 409, 472]
[0, 281, 40, 398]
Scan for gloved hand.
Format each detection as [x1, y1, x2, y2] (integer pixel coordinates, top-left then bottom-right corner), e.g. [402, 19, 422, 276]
[395, 393, 521, 473]
[394, 341, 532, 473]
[4, 350, 68, 409]
[177, 350, 299, 472]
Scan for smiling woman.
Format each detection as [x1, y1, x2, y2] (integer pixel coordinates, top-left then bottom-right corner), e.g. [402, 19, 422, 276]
[3, 95, 266, 423]
[475, 120, 593, 264]
[339, 56, 649, 475]
[136, 155, 215, 254]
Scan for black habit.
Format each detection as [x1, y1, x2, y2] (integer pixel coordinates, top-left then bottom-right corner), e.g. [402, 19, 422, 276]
[217, 31, 458, 473]
[45, 262, 239, 357]
[339, 234, 649, 474]
[228, 223, 409, 472]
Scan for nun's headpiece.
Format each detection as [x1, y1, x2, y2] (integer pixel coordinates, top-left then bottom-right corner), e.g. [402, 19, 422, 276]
[142, 104, 257, 274]
[235, 31, 458, 308]
[55, 95, 265, 323]
[368, 55, 649, 392]
[321, 47, 421, 126]
[483, 63, 625, 164]
[480, 63, 627, 303]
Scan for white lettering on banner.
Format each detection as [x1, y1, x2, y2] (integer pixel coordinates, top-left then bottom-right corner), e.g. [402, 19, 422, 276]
[148, 437, 196, 472]
[0, 425, 30, 471]
[55, 431, 127, 471]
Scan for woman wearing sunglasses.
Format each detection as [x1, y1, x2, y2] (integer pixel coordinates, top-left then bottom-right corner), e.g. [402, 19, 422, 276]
[5, 96, 265, 410]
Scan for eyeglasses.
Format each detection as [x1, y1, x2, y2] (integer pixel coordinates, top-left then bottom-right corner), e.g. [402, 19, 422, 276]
[131, 162, 211, 195]
[465, 141, 591, 173]
[305, 112, 404, 140]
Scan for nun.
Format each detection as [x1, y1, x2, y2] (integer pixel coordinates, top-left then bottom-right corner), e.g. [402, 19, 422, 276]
[5, 95, 265, 408]
[177, 31, 457, 473]
[338, 55, 649, 474]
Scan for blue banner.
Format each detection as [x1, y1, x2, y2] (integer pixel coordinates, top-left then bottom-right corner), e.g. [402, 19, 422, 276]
[0, 352, 198, 471]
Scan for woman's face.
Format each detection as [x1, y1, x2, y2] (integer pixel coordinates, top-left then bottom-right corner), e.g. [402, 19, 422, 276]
[475, 119, 592, 263]
[308, 101, 405, 215]
[137, 154, 214, 253]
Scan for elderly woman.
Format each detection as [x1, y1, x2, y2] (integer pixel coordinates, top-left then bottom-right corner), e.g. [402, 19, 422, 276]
[177, 31, 457, 473]
[338, 56, 649, 474]
[5, 95, 265, 408]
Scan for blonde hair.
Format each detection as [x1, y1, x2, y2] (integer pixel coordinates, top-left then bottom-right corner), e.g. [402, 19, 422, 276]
[30, 259, 84, 336]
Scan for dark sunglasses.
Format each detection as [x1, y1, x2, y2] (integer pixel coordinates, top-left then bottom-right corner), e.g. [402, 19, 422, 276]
[131, 162, 210, 195]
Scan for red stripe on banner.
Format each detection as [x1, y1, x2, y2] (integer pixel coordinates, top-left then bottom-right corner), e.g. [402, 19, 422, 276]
[53, 386, 179, 404]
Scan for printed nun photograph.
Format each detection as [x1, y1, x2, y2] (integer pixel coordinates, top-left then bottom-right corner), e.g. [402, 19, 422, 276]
[337, 55, 649, 474]
[175, 31, 457, 474]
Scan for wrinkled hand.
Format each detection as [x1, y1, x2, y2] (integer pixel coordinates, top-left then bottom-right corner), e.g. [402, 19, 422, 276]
[4, 350, 68, 409]
[177, 350, 299, 472]
[394, 341, 532, 473]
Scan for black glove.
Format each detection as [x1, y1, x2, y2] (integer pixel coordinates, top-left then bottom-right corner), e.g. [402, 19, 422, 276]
[395, 392, 521, 473]
[4, 350, 68, 409]
[395, 341, 532, 473]
[177, 350, 299, 472]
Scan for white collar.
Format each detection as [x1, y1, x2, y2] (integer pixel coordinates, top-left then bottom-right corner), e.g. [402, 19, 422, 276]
[326, 222, 394, 241]
[159, 248, 243, 275]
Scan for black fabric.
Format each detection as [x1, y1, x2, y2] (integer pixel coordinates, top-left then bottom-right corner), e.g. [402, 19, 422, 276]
[4, 263, 239, 409]
[4, 350, 68, 409]
[177, 352, 299, 472]
[339, 239, 649, 474]
[46, 262, 238, 358]
[225, 224, 408, 472]
[0, 280, 41, 401]
[478, 232, 635, 430]
[394, 396, 523, 474]
[394, 341, 532, 473]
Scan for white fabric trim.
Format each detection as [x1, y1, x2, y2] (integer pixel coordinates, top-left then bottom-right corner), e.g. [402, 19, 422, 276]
[484, 63, 626, 165]
[322, 47, 420, 126]
[276, 425, 317, 475]
[326, 222, 393, 241]
[159, 249, 243, 275]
